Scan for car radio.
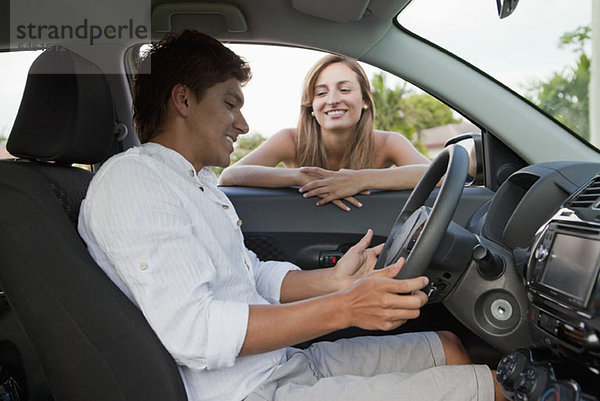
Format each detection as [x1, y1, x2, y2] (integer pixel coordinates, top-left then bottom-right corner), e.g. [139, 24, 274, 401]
[529, 221, 600, 311]
[527, 215, 600, 359]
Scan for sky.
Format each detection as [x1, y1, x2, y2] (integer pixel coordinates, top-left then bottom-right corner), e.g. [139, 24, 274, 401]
[399, 0, 593, 90]
[0, 0, 592, 140]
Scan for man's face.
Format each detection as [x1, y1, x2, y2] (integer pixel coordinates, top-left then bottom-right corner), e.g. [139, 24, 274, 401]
[185, 78, 249, 168]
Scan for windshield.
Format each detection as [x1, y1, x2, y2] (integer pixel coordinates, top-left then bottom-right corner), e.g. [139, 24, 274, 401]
[397, 0, 595, 146]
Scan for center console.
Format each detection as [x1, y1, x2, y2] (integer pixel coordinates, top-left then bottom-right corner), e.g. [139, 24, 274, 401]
[497, 175, 600, 400]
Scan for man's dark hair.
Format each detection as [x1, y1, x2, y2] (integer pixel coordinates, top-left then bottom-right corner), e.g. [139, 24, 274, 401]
[132, 30, 252, 143]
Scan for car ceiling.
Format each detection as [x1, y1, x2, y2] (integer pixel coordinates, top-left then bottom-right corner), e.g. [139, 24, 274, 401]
[0, 0, 412, 54]
[149, 0, 412, 58]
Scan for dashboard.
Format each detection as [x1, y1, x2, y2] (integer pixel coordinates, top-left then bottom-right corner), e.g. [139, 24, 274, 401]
[482, 162, 600, 401]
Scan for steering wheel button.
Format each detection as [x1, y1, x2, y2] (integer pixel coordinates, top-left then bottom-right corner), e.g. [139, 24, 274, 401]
[424, 285, 437, 298]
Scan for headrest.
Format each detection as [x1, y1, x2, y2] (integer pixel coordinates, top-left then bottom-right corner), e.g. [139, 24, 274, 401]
[7, 48, 116, 164]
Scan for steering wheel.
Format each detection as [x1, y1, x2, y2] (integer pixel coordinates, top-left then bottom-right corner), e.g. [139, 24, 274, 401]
[375, 145, 470, 279]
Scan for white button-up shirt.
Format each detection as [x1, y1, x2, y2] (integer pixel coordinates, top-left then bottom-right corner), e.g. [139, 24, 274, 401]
[78, 143, 299, 401]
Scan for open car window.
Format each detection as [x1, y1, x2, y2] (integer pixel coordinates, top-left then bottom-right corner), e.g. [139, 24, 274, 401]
[127, 43, 482, 175]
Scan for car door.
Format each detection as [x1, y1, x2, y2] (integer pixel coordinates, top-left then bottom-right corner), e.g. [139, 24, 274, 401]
[225, 183, 495, 271]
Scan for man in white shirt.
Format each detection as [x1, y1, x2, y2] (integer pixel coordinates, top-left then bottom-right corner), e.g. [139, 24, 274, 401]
[78, 30, 503, 401]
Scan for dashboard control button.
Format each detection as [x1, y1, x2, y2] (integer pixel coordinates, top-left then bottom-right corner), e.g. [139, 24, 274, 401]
[538, 312, 559, 335]
[497, 351, 528, 389]
[515, 368, 536, 394]
[319, 251, 344, 267]
[535, 244, 549, 262]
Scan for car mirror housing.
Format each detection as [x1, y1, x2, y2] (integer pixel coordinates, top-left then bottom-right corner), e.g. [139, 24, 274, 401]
[445, 133, 483, 186]
[496, 0, 520, 19]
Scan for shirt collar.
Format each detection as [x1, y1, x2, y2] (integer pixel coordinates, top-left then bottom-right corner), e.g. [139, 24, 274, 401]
[141, 142, 218, 186]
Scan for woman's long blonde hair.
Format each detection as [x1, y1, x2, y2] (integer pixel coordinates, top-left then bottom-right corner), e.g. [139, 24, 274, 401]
[296, 55, 375, 170]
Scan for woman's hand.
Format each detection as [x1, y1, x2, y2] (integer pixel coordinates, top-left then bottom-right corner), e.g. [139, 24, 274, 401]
[296, 168, 324, 186]
[298, 167, 371, 211]
[331, 229, 384, 291]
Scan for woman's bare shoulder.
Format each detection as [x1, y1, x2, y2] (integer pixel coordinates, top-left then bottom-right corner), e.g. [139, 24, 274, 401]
[374, 130, 411, 145]
[373, 130, 430, 166]
[374, 131, 412, 157]
[261, 128, 298, 165]
[267, 128, 295, 147]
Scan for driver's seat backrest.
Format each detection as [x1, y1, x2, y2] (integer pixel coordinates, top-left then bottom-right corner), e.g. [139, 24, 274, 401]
[0, 48, 187, 401]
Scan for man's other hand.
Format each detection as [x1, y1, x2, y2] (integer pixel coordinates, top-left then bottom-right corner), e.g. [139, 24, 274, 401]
[340, 258, 429, 331]
[332, 229, 384, 291]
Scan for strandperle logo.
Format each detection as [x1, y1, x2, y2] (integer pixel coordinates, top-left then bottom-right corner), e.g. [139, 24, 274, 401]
[15, 19, 148, 46]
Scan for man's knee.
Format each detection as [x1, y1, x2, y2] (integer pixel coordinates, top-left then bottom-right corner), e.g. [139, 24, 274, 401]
[435, 330, 472, 365]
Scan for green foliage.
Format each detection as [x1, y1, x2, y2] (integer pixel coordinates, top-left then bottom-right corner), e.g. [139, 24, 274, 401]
[371, 73, 461, 154]
[404, 94, 460, 131]
[526, 25, 590, 140]
[209, 166, 224, 177]
[236, 132, 267, 151]
[210, 132, 267, 177]
[0, 126, 9, 146]
[371, 74, 415, 140]
[560, 25, 591, 53]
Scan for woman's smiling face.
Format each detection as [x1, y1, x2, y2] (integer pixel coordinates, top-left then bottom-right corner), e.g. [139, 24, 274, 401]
[311, 62, 367, 134]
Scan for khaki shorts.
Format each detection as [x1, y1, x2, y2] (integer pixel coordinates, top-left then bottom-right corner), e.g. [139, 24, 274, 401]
[246, 332, 494, 401]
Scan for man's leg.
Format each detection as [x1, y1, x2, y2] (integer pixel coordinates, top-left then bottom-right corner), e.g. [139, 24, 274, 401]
[303, 332, 446, 377]
[436, 330, 472, 365]
[436, 330, 508, 401]
[247, 332, 496, 401]
[274, 364, 494, 401]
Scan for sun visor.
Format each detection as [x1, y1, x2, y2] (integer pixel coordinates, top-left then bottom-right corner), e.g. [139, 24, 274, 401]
[152, 3, 247, 34]
[291, 0, 371, 23]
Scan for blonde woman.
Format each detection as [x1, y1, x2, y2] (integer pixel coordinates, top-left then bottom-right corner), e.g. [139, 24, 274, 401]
[218, 54, 431, 211]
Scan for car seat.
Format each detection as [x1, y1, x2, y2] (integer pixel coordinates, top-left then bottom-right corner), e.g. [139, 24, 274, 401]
[0, 48, 187, 401]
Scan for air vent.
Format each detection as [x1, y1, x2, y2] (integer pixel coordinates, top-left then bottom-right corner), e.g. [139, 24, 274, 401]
[567, 175, 600, 208]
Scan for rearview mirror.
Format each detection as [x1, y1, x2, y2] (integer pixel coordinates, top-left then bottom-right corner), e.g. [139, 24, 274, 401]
[496, 0, 519, 19]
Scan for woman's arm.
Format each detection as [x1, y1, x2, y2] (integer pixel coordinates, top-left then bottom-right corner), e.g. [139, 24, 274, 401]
[298, 164, 430, 207]
[220, 165, 310, 187]
[298, 132, 431, 206]
[218, 129, 313, 187]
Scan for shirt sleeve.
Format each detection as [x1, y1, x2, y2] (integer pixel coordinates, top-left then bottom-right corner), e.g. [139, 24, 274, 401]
[246, 249, 300, 304]
[81, 157, 247, 371]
